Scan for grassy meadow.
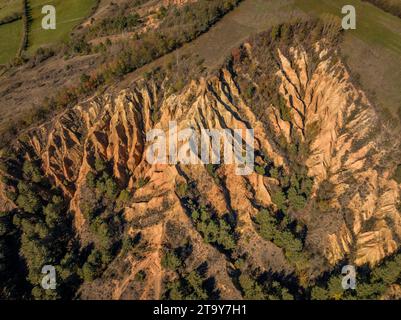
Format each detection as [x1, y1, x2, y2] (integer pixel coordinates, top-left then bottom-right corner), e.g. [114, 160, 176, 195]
[0, 0, 23, 64]
[28, 0, 97, 53]
[0, 0, 97, 64]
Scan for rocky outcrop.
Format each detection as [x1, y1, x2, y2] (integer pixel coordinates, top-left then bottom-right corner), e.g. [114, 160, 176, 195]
[274, 45, 401, 266]
[3, 39, 400, 299]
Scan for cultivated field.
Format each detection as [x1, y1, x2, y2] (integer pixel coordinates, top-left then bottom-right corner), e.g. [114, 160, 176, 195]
[0, 0, 97, 64]
[0, 19, 22, 64]
[28, 0, 97, 53]
[0, 0, 23, 64]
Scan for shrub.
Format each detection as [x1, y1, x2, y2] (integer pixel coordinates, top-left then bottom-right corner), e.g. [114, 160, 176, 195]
[87, 13, 140, 39]
[135, 270, 146, 282]
[239, 274, 265, 300]
[185, 271, 208, 300]
[117, 189, 131, 205]
[255, 209, 277, 241]
[23, 161, 42, 183]
[192, 207, 236, 251]
[311, 286, 329, 300]
[255, 209, 308, 272]
[94, 157, 107, 172]
[164, 269, 210, 300]
[255, 165, 265, 176]
[43, 203, 62, 228]
[105, 177, 119, 200]
[137, 177, 149, 188]
[81, 249, 103, 282]
[16, 191, 41, 214]
[176, 183, 188, 198]
[287, 187, 306, 210]
[86, 171, 97, 188]
[161, 250, 182, 271]
[271, 189, 286, 212]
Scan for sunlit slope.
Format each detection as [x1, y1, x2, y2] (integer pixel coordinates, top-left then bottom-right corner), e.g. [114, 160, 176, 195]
[0, 20, 22, 64]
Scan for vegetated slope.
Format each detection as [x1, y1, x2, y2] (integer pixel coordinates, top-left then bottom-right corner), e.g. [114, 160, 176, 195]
[0, 0, 23, 65]
[1, 18, 401, 300]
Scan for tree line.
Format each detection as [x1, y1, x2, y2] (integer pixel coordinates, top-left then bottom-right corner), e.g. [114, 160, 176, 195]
[363, 0, 401, 18]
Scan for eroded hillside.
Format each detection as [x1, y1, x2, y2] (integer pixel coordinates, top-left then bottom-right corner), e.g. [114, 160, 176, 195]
[1, 19, 401, 300]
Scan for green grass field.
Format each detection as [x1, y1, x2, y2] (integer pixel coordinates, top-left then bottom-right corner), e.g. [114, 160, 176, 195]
[0, 19, 22, 64]
[0, 0, 96, 64]
[28, 0, 97, 53]
[0, 0, 22, 20]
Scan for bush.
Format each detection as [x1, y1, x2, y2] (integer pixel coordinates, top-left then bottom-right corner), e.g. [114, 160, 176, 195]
[311, 286, 329, 300]
[22, 161, 42, 183]
[164, 269, 210, 300]
[43, 203, 61, 228]
[94, 157, 107, 172]
[255, 209, 308, 272]
[86, 171, 96, 188]
[185, 271, 208, 300]
[117, 189, 131, 205]
[90, 217, 113, 250]
[255, 165, 265, 176]
[191, 207, 236, 251]
[287, 187, 306, 210]
[87, 13, 140, 39]
[137, 177, 149, 188]
[81, 249, 103, 282]
[255, 209, 277, 241]
[271, 189, 286, 212]
[239, 274, 265, 300]
[66, 37, 92, 55]
[95, 172, 119, 200]
[28, 47, 55, 67]
[176, 183, 188, 198]
[161, 250, 182, 271]
[105, 177, 119, 199]
[16, 190, 41, 214]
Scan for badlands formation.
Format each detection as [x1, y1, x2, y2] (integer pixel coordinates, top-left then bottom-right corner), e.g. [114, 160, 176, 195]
[1, 25, 400, 299]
